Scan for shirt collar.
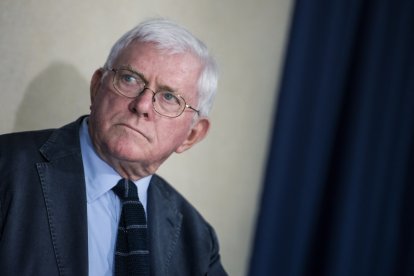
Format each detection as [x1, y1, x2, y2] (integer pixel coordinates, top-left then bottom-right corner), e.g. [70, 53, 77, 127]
[79, 117, 151, 203]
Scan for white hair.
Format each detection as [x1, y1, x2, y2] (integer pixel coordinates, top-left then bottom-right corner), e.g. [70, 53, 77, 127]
[104, 18, 219, 117]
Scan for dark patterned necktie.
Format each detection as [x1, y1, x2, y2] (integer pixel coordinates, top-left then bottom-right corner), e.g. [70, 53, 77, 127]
[112, 179, 149, 275]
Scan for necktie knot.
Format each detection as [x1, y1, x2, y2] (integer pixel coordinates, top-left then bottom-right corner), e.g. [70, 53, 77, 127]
[112, 178, 139, 201]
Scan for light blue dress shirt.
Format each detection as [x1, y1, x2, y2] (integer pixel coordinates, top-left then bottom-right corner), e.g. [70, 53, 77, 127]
[79, 118, 152, 276]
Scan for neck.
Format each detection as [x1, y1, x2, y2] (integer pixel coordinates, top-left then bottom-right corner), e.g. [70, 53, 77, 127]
[99, 153, 161, 181]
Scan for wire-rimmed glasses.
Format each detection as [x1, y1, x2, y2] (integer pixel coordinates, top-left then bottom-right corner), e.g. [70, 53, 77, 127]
[108, 67, 200, 118]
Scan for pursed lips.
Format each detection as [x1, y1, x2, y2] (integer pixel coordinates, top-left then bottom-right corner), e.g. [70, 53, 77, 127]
[118, 123, 151, 142]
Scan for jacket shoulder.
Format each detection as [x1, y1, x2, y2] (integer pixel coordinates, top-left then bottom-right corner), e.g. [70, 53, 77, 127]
[149, 174, 227, 275]
[0, 129, 55, 161]
[150, 174, 208, 221]
[0, 117, 85, 162]
[0, 128, 55, 144]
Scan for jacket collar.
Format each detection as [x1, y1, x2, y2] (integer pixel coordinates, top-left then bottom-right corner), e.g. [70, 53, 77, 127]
[37, 116, 89, 276]
[147, 175, 183, 275]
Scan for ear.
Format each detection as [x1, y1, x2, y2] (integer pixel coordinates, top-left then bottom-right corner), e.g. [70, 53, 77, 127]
[90, 68, 104, 104]
[175, 118, 211, 153]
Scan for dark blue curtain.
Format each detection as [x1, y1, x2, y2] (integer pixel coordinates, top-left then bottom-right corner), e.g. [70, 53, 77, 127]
[249, 0, 414, 275]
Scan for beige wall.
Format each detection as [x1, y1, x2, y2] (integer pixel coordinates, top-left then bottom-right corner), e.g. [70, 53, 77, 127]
[0, 0, 292, 275]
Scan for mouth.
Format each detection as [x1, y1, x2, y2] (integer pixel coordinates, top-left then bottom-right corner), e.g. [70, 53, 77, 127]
[118, 123, 150, 142]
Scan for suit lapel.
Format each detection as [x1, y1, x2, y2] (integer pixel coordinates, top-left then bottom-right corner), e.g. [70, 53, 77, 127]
[147, 175, 183, 275]
[37, 118, 88, 276]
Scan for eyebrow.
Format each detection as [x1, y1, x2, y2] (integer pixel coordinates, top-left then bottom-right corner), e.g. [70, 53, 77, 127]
[123, 64, 179, 93]
[123, 65, 147, 82]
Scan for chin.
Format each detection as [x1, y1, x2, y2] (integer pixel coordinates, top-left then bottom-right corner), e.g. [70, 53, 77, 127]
[107, 140, 146, 161]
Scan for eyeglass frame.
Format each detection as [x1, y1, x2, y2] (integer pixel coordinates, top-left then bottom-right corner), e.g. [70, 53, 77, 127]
[105, 67, 200, 118]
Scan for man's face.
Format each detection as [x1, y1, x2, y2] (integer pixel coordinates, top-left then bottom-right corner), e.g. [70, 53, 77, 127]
[88, 41, 210, 178]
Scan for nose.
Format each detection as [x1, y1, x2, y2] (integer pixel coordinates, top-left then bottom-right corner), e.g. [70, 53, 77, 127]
[128, 87, 155, 118]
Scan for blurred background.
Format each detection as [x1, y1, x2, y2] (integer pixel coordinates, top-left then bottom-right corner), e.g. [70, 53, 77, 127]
[0, 0, 293, 275]
[2, 1, 413, 275]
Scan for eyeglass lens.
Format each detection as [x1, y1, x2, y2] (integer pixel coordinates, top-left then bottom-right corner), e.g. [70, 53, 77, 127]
[113, 68, 186, 117]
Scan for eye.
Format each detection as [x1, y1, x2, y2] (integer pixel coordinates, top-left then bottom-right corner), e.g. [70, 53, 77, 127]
[163, 92, 174, 100]
[159, 91, 181, 105]
[120, 72, 138, 85]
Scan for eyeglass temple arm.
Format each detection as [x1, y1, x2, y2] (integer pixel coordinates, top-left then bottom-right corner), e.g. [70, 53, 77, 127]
[186, 105, 200, 115]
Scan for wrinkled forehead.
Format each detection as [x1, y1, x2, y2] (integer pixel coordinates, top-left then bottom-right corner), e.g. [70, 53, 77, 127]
[114, 41, 203, 99]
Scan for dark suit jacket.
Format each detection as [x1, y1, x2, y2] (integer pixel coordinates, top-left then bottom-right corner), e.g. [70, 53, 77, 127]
[0, 117, 227, 276]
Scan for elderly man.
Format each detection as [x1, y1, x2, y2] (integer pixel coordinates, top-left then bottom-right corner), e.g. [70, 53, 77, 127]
[0, 18, 227, 275]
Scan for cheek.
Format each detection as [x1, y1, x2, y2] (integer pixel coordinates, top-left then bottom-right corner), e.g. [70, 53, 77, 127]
[105, 128, 138, 151]
[91, 92, 124, 123]
[93, 90, 112, 111]
[156, 121, 191, 146]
